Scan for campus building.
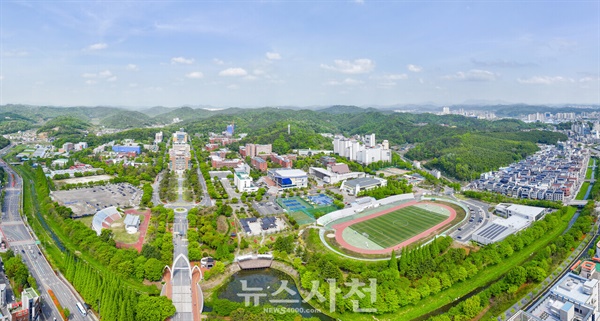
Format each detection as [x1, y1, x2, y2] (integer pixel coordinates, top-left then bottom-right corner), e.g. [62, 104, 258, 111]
[172, 129, 188, 144]
[251, 157, 268, 172]
[471, 215, 531, 245]
[62, 142, 74, 152]
[270, 154, 293, 168]
[332, 134, 391, 165]
[211, 155, 243, 169]
[309, 163, 365, 184]
[340, 176, 387, 195]
[74, 142, 88, 151]
[169, 143, 191, 171]
[239, 143, 272, 158]
[494, 203, 547, 221]
[234, 164, 258, 193]
[267, 169, 308, 189]
[112, 144, 141, 155]
[124, 214, 141, 234]
[509, 271, 600, 321]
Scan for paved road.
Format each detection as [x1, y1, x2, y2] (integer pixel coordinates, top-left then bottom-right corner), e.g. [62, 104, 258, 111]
[451, 198, 492, 242]
[0, 150, 89, 321]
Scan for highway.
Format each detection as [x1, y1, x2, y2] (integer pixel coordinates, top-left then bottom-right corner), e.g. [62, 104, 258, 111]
[0, 145, 89, 321]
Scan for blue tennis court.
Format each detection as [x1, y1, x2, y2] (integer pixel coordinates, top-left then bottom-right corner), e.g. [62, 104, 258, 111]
[308, 194, 334, 206]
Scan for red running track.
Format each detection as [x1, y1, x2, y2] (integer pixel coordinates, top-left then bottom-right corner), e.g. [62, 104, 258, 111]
[332, 201, 456, 255]
[115, 209, 151, 252]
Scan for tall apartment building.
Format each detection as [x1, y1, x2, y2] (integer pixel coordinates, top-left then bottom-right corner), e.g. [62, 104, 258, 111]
[332, 134, 391, 165]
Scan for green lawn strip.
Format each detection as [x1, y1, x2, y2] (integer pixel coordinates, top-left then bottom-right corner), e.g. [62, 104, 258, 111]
[576, 182, 591, 200]
[15, 165, 158, 295]
[586, 167, 593, 179]
[329, 207, 576, 321]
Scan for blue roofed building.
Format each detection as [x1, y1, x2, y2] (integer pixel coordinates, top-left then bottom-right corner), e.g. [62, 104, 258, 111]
[112, 145, 141, 154]
[267, 169, 308, 189]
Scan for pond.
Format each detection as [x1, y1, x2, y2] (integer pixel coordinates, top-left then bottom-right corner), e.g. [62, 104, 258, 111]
[217, 268, 334, 320]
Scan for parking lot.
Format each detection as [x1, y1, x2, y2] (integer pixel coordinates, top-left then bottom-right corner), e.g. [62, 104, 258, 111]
[50, 183, 142, 216]
[253, 201, 283, 216]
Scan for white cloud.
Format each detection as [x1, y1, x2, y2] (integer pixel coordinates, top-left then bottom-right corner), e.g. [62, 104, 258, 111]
[126, 64, 138, 71]
[517, 76, 574, 84]
[185, 71, 204, 79]
[266, 52, 282, 60]
[129, 83, 138, 88]
[321, 59, 375, 74]
[212, 58, 225, 65]
[407, 64, 422, 73]
[98, 70, 113, 78]
[219, 68, 248, 77]
[171, 57, 195, 65]
[354, 0, 365, 3]
[227, 84, 239, 90]
[579, 76, 599, 83]
[253, 69, 266, 75]
[383, 74, 408, 80]
[326, 78, 364, 86]
[85, 80, 97, 85]
[244, 75, 258, 81]
[443, 69, 497, 81]
[81, 70, 114, 81]
[0, 75, 3, 81]
[3, 50, 29, 57]
[87, 43, 107, 50]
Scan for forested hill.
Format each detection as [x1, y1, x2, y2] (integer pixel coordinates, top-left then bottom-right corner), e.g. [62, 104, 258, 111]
[0, 104, 569, 180]
[405, 131, 567, 181]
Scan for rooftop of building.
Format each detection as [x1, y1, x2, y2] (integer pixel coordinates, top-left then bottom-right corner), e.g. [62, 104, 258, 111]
[497, 203, 546, 217]
[22, 287, 39, 299]
[343, 177, 384, 188]
[330, 163, 350, 174]
[124, 214, 140, 226]
[269, 169, 307, 177]
[553, 273, 598, 304]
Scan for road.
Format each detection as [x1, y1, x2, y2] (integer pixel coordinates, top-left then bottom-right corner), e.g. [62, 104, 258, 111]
[0, 144, 89, 321]
[450, 198, 492, 242]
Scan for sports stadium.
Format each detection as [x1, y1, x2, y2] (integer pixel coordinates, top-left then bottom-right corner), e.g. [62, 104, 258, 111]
[317, 194, 459, 255]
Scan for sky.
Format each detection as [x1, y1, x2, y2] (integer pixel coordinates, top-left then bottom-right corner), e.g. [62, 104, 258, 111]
[0, 1, 599, 108]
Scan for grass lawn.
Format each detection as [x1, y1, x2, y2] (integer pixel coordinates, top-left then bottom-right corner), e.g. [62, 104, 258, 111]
[326, 207, 577, 321]
[576, 182, 591, 200]
[586, 167, 593, 179]
[348, 206, 448, 248]
[76, 215, 94, 228]
[111, 217, 141, 244]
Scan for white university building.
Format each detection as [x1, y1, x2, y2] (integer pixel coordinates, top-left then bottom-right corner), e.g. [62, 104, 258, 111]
[332, 134, 391, 165]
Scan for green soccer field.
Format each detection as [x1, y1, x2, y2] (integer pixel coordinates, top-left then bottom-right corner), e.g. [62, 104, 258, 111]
[348, 206, 448, 249]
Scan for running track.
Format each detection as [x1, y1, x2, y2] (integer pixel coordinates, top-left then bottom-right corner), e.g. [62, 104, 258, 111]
[332, 201, 456, 255]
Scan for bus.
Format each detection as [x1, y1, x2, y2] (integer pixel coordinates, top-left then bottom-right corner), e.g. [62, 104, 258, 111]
[76, 302, 87, 316]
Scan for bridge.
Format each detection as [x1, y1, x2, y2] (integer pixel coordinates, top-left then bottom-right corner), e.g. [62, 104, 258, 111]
[569, 200, 590, 207]
[236, 254, 274, 270]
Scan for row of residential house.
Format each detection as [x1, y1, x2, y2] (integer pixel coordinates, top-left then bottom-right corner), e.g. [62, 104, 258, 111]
[469, 142, 588, 202]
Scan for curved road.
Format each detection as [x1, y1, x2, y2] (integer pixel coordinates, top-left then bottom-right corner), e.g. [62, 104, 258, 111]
[0, 144, 90, 321]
